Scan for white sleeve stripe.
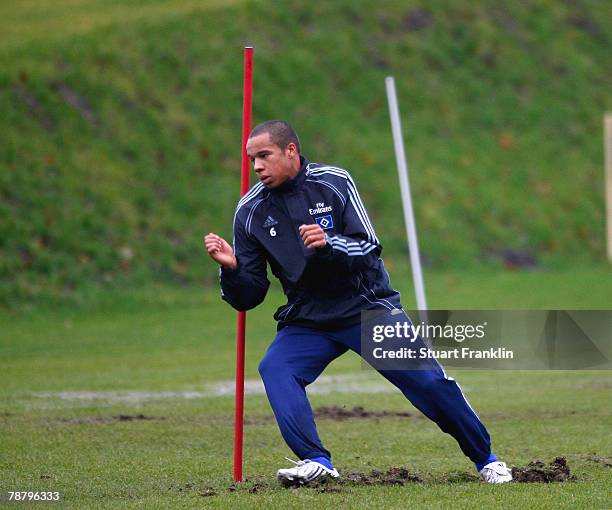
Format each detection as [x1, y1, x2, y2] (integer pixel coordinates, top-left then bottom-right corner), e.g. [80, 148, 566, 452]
[329, 237, 347, 248]
[232, 182, 265, 231]
[308, 167, 376, 242]
[328, 237, 378, 256]
[346, 178, 379, 244]
[245, 198, 265, 236]
[313, 166, 378, 243]
[329, 236, 377, 250]
[237, 182, 264, 208]
[330, 243, 349, 254]
[315, 179, 345, 206]
[346, 244, 377, 255]
[347, 186, 377, 244]
[305, 179, 346, 207]
[308, 167, 379, 244]
[305, 170, 346, 204]
[306, 171, 347, 206]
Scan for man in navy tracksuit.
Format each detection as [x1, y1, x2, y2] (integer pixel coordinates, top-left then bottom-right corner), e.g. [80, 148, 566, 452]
[204, 120, 512, 485]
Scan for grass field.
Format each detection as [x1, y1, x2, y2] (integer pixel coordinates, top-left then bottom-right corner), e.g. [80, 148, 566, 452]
[1, 270, 611, 508]
[2, 1, 610, 507]
[2, 0, 611, 304]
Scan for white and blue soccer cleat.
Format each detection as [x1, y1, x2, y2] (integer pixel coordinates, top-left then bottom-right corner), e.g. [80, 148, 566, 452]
[277, 457, 340, 486]
[479, 461, 513, 483]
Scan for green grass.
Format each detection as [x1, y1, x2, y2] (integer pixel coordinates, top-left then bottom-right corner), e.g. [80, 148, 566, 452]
[1, 374, 610, 509]
[1, 1, 610, 505]
[1, 0, 611, 305]
[0, 0, 242, 53]
[1, 274, 611, 508]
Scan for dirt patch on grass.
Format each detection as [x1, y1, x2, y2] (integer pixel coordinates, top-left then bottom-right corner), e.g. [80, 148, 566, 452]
[173, 482, 220, 497]
[314, 406, 412, 421]
[279, 466, 421, 489]
[175, 456, 593, 497]
[114, 413, 159, 422]
[199, 488, 217, 497]
[52, 407, 413, 427]
[584, 453, 612, 467]
[403, 8, 433, 32]
[174, 466, 421, 496]
[12, 83, 55, 130]
[246, 481, 269, 494]
[57, 414, 163, 424]
[53, 81, 99, 126]
[512, 457, 573, 482]
[246, 406, 413, 425]
[342, 466, 421, 485]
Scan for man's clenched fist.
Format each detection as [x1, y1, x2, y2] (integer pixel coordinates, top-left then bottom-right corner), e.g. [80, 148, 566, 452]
[299, 224, 327, 249]
[204, 233, 238, 270]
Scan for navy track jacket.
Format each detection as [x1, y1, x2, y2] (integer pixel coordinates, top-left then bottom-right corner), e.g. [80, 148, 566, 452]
[220, 157, 401, 330]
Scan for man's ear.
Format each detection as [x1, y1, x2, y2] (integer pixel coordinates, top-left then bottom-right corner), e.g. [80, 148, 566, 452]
[286, 142, 297, 158]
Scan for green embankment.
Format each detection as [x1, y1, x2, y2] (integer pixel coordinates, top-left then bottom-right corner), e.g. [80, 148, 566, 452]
[1, 0, 611, 305]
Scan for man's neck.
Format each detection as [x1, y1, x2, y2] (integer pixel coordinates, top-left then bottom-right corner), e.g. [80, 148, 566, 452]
[272, 156, 306, 192]
[289, 157, 301, 177]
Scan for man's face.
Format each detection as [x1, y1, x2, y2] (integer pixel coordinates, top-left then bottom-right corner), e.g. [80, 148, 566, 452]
[246, 133, 298, 188]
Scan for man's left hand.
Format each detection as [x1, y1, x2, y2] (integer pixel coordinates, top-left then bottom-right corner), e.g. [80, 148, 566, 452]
[299, 224, 327, 249]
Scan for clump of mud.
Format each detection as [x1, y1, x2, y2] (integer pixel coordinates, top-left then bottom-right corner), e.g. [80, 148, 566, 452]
[314, 406, 411, 421]
[280, 467, 421, 489]
[512, 457, 573, 482]
[199, 487, 217, 497]
[247, 481, 269, 494]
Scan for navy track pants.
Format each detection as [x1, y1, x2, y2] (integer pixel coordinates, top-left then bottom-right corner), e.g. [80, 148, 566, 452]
[258, 310, 492, 465]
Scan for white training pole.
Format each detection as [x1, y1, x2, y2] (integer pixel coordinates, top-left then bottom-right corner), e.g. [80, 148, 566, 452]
[385, 76, 428, 312]
[605, 113, 612, 262]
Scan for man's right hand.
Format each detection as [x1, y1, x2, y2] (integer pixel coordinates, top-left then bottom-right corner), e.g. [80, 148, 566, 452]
[204, 233, 238, 270]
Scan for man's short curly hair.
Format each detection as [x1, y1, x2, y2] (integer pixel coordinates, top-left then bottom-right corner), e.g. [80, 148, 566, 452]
[249, 120, 301, 153]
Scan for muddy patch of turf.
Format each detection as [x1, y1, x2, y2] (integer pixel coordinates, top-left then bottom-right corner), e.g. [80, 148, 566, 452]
[279, 466, 422, 489]
[199, 487, 217, 497]
[244, 406, 413, 425]
[172, 455, 592, 497]
[173, 466, 421, 495]
[246, 481, 270, 494]
[171, 480, 274, 497]
[314, 406, 412, 421]
[342, 466, 422, 485]
[512, 457, 573, 482]
[584, 453, 612, 467]
[56, 414, 163, 424]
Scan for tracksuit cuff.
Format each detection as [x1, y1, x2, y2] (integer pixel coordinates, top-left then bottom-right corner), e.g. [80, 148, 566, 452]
[220, 261, 241, 278]
[315, 234, 333, 258]
[475, 452, 497, 471]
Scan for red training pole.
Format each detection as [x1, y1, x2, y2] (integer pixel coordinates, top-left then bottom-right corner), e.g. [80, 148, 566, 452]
[234, 46, 253, 483]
